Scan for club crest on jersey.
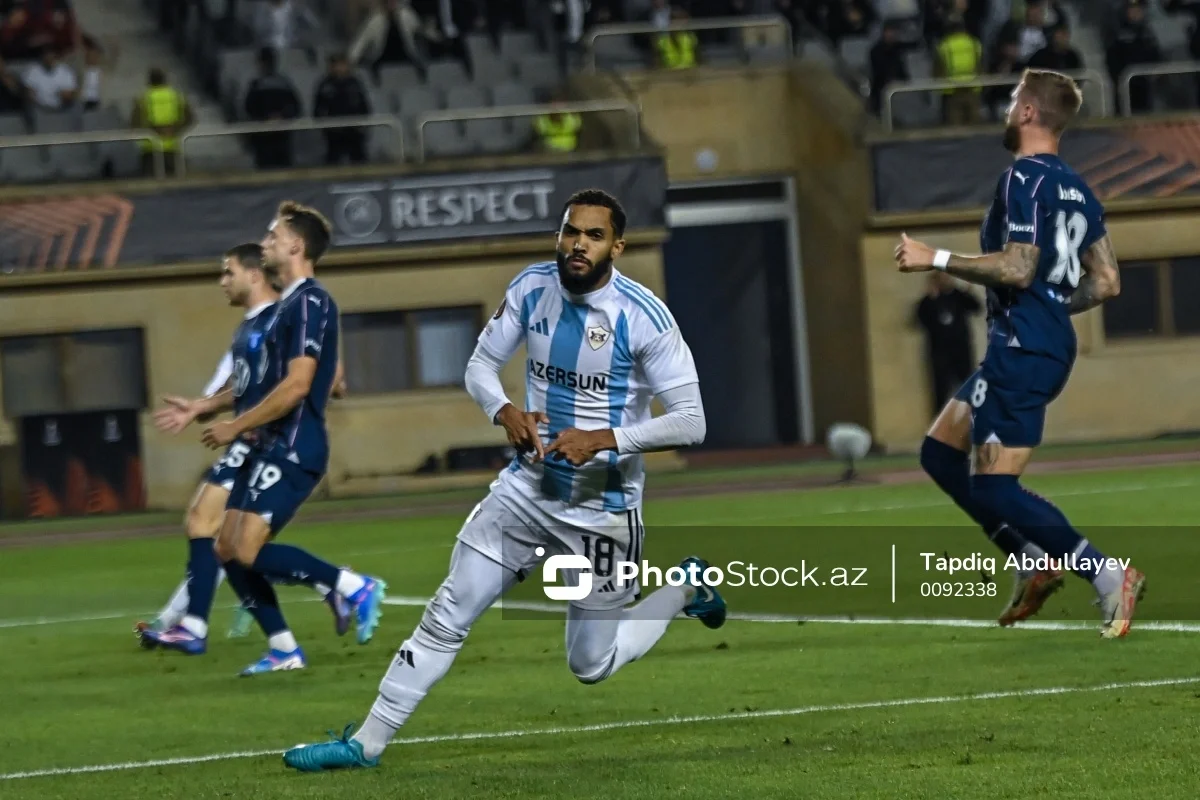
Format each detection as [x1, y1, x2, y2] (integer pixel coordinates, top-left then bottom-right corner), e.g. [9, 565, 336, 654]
[586, 325, 611, 351]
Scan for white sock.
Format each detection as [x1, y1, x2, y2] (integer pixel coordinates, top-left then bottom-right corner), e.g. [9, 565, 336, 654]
[336, 570, 366, 599]
[158, 568, 226, 628]
[1018, 541, 1049, 578]
[268, 630, 299, 652]
[605, 585, 691, 676]
[158, 579, 191, 628]
[313, 581, 331, 596]
[1092, 562, 1124, 595]
[354, 633, 459, 760]
[180, 615, 208, 638]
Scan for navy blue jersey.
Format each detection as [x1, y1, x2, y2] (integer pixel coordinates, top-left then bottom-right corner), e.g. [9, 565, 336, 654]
[229, 303, 278, 417]
[978, 154, 1106, 366]
[259, 278, 340, 475]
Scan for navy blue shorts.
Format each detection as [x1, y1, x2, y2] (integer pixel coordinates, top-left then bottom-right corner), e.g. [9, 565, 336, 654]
[205, 440, 255, 492]
[226, 451, 321, 535]
[954, 346, 1071, 448]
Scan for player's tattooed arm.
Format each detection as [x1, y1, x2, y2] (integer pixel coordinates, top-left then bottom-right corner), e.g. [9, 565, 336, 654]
[1070, 234, 1121, 315]
[944, 242, 1040, 289]
[895, 234, 1037, 288]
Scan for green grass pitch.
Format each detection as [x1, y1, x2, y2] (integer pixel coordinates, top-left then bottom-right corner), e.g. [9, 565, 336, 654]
[2, 457, 1199, 798]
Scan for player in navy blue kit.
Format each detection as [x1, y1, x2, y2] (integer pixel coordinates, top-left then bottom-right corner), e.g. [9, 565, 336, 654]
[149, 203, 387, 676]
[895, 69, 1145, 638]
[138, 244, 347, 645]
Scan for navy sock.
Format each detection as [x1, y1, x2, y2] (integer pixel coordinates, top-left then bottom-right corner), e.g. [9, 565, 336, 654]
[252, 543, 340, 590]
[223, 561, 288, 637]
[971, 474, 1108, 581]
[919, 438, 1028, 556]
[184, 537, 220, 622]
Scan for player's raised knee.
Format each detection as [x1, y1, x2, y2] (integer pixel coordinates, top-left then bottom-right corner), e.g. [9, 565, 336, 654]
[566, 638, 616, 685]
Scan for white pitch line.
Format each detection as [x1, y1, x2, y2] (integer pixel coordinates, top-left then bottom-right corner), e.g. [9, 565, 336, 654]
[4, 594, 1200, 635]
[2, 675, 1197, 782]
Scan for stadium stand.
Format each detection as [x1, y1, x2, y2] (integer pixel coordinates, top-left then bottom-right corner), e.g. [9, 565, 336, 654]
[4, 0, 1199, 185]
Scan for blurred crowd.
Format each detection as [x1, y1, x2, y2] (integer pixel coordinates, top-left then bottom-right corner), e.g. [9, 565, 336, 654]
[868, 0, 1192, 122]
[0, 0, 113, 115]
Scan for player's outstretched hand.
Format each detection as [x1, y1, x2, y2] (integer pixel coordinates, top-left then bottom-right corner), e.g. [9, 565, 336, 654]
[496, 404, 549, 462]
[201, 421, 238, 450]
[154, 395, 198, 435]
[546, 428, 615, 467]
[895, 233, 936, 273]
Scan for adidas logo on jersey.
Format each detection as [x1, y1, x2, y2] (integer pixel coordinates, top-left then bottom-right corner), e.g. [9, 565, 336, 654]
[597, 580, 616, 594]
[1058, 185, 1085, 204]
[529, 318, 549, 335]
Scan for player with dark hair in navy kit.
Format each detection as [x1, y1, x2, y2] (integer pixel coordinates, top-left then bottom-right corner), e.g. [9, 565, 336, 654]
[143, 202, 387, 675]
[895, 69, 1146, 638]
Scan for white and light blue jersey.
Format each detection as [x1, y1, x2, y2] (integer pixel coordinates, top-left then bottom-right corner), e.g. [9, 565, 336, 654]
[476, 262, 698, 517]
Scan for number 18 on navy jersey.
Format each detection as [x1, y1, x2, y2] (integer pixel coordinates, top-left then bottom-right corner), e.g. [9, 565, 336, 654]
[979, 154, 1106, 366]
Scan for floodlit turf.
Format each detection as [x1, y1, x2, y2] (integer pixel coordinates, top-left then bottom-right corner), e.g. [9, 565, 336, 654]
[2, 460, 1199, 798]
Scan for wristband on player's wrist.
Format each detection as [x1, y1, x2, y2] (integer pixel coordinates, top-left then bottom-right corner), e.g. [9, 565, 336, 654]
[932, 250, 951, 270]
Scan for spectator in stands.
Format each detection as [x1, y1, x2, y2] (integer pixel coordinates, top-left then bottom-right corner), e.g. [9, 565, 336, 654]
[78, 38, 111, 111]
[314, 52, 371, 165]
[533, 91, 582, 153]
[869, 20, 910, 114]
[1028, 22, 1082, 72]
[655, 7, 698, 69]
[21, 44, 75, 110]
[253, 0, 319, 54]
[1106, 0, 1161, 114]
[131, 67, 193, 176]
[1, 0, 83, 61]
[243, 46, 301, 169]
[995, 0, 1049, 64]
[348, 0, 427, 78]
[984, 36, 1023, 120]
[826, 0, 876, 46]
[1163, 0, 1200, 104]
[935, 17, 982, 125]
[0, 54, 24, 112]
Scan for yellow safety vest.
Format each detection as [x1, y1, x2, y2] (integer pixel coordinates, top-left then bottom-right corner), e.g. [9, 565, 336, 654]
[937, 33, 982, 94]
[656, 32, 697, 70]
[141, 86, 184, 152]
[534, 112, 582, 152]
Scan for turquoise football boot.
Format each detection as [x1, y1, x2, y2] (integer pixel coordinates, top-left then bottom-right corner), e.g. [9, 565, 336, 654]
[284, 723, 381, 772]
[680, 556, 727, 629]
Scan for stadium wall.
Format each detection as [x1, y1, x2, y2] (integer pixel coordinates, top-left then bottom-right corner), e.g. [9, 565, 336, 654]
[861, 206, 1200, 452]
[0, 236, 669, 509]
[602, 62, 875, 438]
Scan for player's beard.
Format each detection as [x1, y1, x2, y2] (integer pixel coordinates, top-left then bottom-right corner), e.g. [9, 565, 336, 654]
[1003, 123, 1021, 154]
[556, 251, 613, 295]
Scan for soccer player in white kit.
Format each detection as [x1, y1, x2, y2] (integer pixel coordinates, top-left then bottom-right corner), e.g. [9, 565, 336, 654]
[284, 189, 727, 773]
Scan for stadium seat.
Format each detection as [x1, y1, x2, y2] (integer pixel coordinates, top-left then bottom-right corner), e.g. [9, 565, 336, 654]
[513, 53, 560, 94]
[0, 147, 55, 182]
[445, 85, 489, 110]
[0, 113, 29, 137]
[426, 60, 471, 91]
[50, 144, 101, 182]
[32, 109, 82, 135]
[377, 64, 421, 93]
[492, 81, 536, 108]
[499, 30, 538, 60]
[423, 120, 474, 158]
[465, 33, 504, 80]
[591, 34, 646, 71]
